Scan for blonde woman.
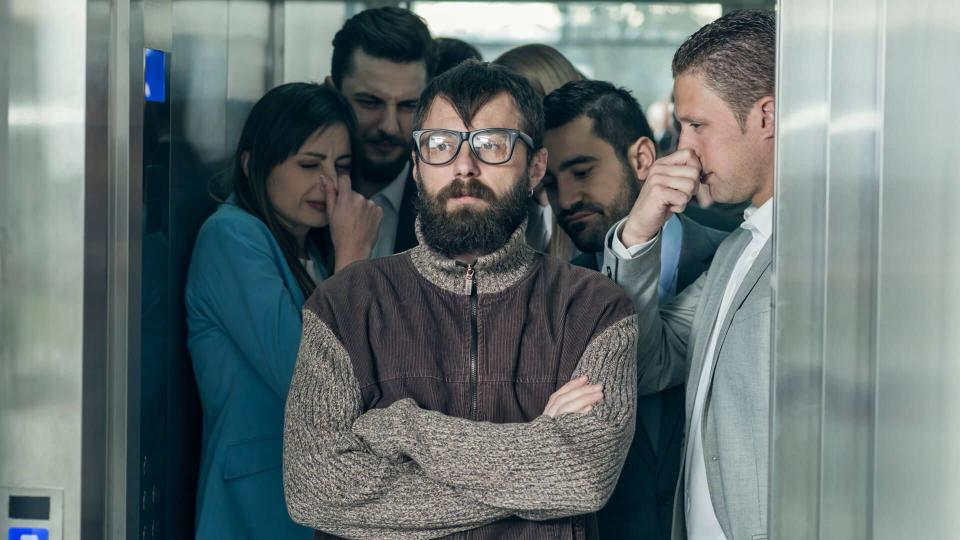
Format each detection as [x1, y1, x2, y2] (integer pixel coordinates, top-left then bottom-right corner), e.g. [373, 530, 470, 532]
[494, 44, 585, 259]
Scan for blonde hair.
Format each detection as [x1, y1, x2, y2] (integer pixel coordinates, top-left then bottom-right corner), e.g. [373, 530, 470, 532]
[494, 44, 584, 260]
[494, 44, 585, 97]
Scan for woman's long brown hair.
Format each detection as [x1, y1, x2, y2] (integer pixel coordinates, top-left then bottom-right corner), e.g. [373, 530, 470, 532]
[230, 82, 361, 297]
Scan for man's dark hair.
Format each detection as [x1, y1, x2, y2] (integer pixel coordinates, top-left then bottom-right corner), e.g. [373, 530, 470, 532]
[672, 9, 775, 128]
[413, 60, 544, 154]
[434, 37, 483, 75]
[544, 80, 655, 162]
[330, 7, 435, 88]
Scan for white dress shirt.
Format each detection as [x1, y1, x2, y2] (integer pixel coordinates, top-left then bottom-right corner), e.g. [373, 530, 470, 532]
[613, 200, 772, 539]
[369, 162, 410, 259]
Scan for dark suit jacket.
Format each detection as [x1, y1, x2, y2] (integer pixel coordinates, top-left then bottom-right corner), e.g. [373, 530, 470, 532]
[393, 167, 420, 254]
[575, 214, 727, 540]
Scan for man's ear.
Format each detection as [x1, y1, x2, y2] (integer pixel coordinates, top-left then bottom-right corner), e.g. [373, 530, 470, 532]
[527, 147, 548, 191]
[757, 96, 775, 140]
[241, 151, 251, 179]
[411, 151, 420, 185]
[324, 75, 337, 90]
[627, 136, 657, 184]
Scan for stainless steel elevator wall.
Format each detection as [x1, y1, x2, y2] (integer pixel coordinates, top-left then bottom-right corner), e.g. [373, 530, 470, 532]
[773, 0, 960, 538]
[0, 1, 89, 538]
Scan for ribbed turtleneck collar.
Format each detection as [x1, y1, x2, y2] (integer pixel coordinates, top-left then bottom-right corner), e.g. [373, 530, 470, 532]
[408, 218, 537, 295]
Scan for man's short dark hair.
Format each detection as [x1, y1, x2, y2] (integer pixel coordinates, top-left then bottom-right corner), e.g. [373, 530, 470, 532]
[413, 60, 544, 153]
[544, 80, 655, 162]
[434, 37, 483, 75]
[672, 9, 775, 128]
[330, 7, 435, 88]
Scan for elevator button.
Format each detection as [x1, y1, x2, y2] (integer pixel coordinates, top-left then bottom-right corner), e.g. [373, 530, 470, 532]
[8, 529, 49, 540]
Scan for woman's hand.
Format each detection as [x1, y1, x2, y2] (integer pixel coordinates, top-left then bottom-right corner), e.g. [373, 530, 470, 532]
[542, 376, 604, 418]
[325, 174, 383, 272]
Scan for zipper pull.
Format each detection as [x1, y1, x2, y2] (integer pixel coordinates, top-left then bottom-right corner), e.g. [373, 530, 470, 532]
[464, 264, 475, 295]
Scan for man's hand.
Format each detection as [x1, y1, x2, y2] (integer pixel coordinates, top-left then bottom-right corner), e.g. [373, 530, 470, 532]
[620, 148, 702, 246]
[543, 376, 604, 418]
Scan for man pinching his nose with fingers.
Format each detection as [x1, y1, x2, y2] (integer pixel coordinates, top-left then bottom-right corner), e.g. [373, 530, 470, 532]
[600, 9, 776, 540]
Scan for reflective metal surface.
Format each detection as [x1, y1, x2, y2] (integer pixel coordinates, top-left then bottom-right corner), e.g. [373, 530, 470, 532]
[774, 0, 960, 537]
[0, 1, 90, 539]
[874, 0, 960, 537]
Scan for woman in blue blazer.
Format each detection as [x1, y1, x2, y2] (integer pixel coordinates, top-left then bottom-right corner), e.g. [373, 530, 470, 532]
[186, 83, 382, 539]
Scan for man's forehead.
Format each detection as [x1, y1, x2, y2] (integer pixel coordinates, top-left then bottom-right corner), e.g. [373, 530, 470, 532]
[673, 72, 732, 120]
[546, 116, 608, 165]
[422, 94, 523, 130]
[342, 49, 427, 101]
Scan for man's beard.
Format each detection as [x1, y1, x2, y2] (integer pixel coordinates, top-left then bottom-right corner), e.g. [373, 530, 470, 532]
[558, 161, 640, 253]
[361, 132, 411, 185]
[416, 171, 530, 259]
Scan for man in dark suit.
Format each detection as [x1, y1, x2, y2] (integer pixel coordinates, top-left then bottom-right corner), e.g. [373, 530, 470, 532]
[541, 80, 726, 539]
[326, 7, 435, 255]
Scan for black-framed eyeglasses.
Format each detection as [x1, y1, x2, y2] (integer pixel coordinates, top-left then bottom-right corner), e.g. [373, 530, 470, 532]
[412, 128, 535, 166]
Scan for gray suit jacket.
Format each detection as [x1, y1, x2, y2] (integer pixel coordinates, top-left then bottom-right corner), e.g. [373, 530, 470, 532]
[602, 221, 771, 540]
[575, 214, 726, 540]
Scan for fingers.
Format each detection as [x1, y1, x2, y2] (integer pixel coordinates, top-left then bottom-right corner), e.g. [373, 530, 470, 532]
[543, 377, 604, 418]
[543, 376, 586, 412]
[545, 386, 603, 417]
[322, 175, 337, 212]
[337, 173, 352, 198]
[661, 148, 702, 169]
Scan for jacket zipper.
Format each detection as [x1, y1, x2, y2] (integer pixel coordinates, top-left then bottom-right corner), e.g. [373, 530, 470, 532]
[465, 263, 478, 420]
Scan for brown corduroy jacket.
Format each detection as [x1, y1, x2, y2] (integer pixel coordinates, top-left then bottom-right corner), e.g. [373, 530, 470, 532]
[283, 224, 638, 540]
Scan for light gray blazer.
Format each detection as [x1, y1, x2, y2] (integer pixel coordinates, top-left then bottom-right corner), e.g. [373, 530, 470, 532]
[602, 220, 771, 540]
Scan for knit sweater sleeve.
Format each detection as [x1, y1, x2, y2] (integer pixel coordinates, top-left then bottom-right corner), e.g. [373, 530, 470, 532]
[351, 314, 638, 520]
[283, 310, 511, 539]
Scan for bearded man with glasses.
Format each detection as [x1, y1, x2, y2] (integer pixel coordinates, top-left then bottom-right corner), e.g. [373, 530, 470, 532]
[284, 61, 639, 540]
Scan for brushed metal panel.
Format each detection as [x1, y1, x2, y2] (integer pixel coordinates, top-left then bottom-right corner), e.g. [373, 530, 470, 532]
[874, 0, 960, 537]
[0, 1, 89, 539]
[770, 0, 831, 536]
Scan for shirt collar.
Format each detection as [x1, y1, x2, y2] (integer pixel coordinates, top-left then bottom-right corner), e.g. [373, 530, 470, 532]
[741, 197, 773, 240]
[372, 162, 410, 212]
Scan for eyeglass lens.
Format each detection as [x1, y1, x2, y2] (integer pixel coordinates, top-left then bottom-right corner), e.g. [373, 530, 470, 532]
[419, 130, 514, 165]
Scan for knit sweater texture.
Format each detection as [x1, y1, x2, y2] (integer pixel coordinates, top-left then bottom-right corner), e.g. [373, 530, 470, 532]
[283, 223, 638, 539]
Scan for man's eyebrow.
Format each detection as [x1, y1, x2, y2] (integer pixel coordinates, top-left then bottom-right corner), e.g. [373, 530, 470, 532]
[353, 92, 384, 101]
[558, 155, 598, 171]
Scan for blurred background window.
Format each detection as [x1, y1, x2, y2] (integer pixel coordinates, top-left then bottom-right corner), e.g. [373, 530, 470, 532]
[285, 2, 722, 139]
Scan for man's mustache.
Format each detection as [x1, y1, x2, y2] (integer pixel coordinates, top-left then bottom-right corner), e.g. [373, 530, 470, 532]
[559, 202, 605, 223]
[365, 132, 406, 147]
[436, 178, 497, 205]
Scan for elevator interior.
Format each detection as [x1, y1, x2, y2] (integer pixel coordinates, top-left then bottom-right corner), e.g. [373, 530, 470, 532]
[2, 0, 959, 539]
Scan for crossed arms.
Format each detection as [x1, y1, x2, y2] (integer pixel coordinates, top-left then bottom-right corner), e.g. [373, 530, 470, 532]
[282, 310, 638, 539]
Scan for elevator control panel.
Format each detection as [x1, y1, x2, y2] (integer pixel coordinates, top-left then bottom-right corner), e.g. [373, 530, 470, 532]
[0, 488, 62, 540]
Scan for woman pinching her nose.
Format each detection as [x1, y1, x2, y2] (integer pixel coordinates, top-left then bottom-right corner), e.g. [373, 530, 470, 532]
[185, 82, 381, 540]
[322, 172, 383, 273]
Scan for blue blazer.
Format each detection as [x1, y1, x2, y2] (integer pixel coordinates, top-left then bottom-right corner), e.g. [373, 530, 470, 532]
[186, 202, 317, 540]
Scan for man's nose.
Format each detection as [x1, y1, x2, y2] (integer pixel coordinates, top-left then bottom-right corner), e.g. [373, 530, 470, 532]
[557, 182, 582, 211]
[378, 105, 401, 136]
[451, 140, 480, 178]
[677, 128, 695, 153]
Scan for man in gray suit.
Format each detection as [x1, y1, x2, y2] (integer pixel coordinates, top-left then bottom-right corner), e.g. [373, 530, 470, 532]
[601, 10, 776, 540]
[542, 80, 726, 540]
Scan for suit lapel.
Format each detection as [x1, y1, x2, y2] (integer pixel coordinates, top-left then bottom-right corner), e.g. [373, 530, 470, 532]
[684, 229, 751, 422]
[712, 238, 772, 362]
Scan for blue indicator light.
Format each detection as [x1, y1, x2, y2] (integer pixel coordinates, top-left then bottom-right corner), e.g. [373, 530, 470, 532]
[8, 528, 49, 540]
[144, 48, 167, 103]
